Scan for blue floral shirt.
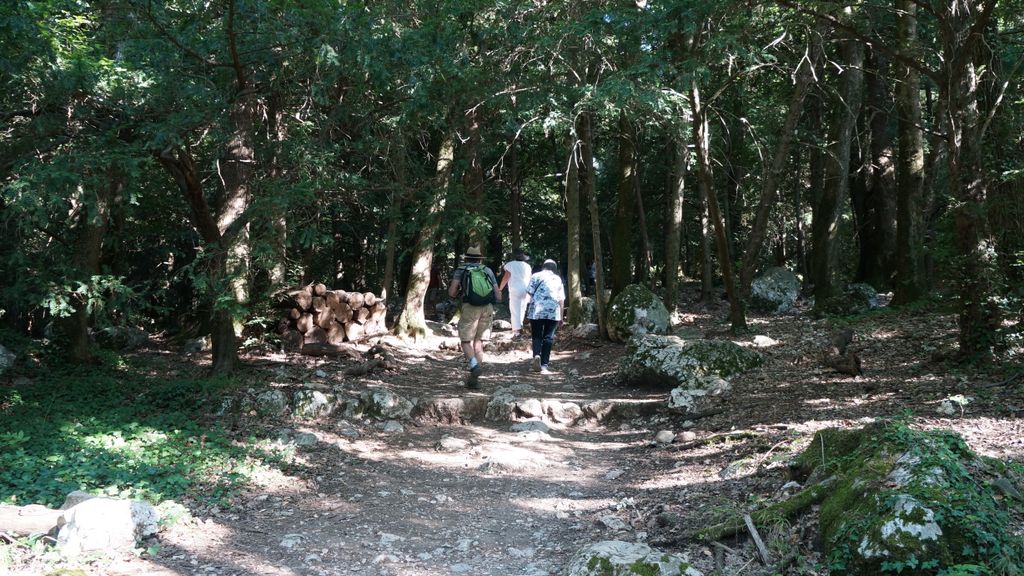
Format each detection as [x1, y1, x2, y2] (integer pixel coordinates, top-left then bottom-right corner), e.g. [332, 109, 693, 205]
[526, 270, 565, 321]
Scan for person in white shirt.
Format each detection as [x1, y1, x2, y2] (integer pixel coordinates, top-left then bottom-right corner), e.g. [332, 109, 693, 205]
[497, 250, 532, 339]
[525, 259, 565, 374]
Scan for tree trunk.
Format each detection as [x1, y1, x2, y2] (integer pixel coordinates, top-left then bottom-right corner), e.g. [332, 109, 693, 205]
[462, 108, 485, 246]
[610, 110, 637, 299]
[218, 99, 256, 346]
[940, 1, 1000, 359]
[565, 133, 585, 326]
[633, 157, 654, 290]
[739, 25, 821, 294]
[158, 146, 239, 374]
[508, 134, 522, 251]
[664, 134, 687, 312]
[395, 133, 454, 340]
[892, 0, 926, 305]
[812, 29, 863, 308]
[59, 172, 120, 362]
[266, 93, 288, 289]
[381, 133, 411, 302]
[853, 46, 897, 289]
[698, 182, 714, 302]
[579, 111, 608, 338]
[691, 82, 746, 332]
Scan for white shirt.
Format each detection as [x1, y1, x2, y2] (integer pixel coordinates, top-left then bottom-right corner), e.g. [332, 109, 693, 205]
[503, 261, 533, 293]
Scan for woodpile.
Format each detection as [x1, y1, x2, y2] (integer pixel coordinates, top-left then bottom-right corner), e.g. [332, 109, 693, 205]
[277, 283, 387, 350]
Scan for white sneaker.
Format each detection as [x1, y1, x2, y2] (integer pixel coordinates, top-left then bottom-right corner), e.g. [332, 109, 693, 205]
[531, 356, 541, 372]
[540, 365, 552, 375]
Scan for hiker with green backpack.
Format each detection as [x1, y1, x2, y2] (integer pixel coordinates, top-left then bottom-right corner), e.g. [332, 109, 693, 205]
[447, 245, 502, 389]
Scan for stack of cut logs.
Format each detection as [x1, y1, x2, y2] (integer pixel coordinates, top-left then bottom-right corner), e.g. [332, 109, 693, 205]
[278, 283, 387, 349]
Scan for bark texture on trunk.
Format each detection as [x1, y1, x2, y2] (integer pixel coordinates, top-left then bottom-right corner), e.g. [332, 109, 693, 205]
[579, 111, 608, 339]
[158, 145, 240, 374]
[59, 173, 120, 363]
[565, 133, 584, 326]
[739, 25, 821, 294]
[853, 47, 896, 289]
[691, 82, 746, 332]
[664, 135, 687, 313]
[940, 1, 1001, 358]
[611, 111, 637, 299]
[395, 134, 454, 341]
[893, 0, 926, 305]
[812, 31, 863, 307]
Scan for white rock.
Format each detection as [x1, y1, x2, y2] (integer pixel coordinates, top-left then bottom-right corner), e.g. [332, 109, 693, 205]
[565, 541, 703, 576]
[599, 516, 628, 531]
[57, 497, 159, 557]
[511, 420, 550, 433]
[752, 335, 779, 348]
[654, 430, 675, 444]
[604, 469, 625, 480]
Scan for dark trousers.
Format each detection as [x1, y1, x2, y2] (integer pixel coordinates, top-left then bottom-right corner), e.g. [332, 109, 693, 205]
[530, 319, 559, 365]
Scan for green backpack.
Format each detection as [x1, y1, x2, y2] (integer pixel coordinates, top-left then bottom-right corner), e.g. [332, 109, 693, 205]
[461, 265, 496, 306]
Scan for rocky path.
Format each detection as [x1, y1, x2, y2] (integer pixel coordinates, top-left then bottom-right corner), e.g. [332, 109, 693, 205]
[51, 301, 1024, 576]
[138, 340, 685, 576]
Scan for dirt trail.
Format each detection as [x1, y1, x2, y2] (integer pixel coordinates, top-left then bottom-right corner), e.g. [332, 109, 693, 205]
[51, 299, 1024, 575]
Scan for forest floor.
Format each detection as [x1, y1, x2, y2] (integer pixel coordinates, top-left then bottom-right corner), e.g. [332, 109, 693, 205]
[13, 290, 1024, 576]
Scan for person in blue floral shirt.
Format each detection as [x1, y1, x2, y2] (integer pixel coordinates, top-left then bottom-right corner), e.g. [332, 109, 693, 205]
[525, 259, 565, 374]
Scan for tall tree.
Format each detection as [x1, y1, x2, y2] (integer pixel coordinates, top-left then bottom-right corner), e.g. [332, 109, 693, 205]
[691, 80, 746, 331]
[892, 0, 926, 305]
[394, 134, 454, 340]
[811, 19, 864, 308]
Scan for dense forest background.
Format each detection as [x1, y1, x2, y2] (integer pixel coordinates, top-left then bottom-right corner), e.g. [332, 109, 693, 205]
[2, 0, 1022, 373]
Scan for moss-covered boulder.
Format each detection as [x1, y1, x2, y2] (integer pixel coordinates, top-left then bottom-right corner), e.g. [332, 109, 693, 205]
[566, 541, 704, 576]
[358, 388, 413, 420]
[817, 282, 880, 316]
[792, 422, 1023, 575]
[749, 267, 800, 314]
[619, 335, 763, 389]
[578, 296, 599, 324]
[607, 284, 671, 343]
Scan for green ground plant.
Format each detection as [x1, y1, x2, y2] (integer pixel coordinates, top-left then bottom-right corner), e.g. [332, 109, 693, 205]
[0, 356, 281, 509]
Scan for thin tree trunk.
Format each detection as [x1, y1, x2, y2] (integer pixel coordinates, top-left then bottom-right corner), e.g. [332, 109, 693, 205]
[740, 25, 821, 293]
[812, 29, 863, 308]
[381, 136, 409, 302]
[579, 111, 608, 338]
[664, 135, 687, 312]
[611, 110, 637, 299]
[267, 94, 288, 289]
[633, 165, 654, 290]
[698, 185, 714, 302]
[158, 146, 240, 374]
[395, 134, 454, 340]
[508, 134, 522, 251]
[854, 46, 897, 289]
[691, 82, 746, 332]
[59, 173, 120, 362]
[462, 109, 485, 247]
[893, 0, 926, 304]
[565, 133, 584, 325]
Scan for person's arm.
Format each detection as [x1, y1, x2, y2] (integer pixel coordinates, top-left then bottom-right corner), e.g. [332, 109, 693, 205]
[448, 269, 462, 299]
[490, 269, 503, 302]
[497, 264, 510, 291]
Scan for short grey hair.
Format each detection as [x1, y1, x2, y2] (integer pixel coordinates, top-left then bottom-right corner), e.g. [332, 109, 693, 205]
[542, 259, 558, 272]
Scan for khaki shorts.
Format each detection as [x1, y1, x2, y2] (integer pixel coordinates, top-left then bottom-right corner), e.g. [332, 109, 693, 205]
[458, 303, 494, 342]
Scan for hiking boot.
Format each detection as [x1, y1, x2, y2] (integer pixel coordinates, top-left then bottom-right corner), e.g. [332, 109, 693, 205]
[540, 365, 552, 375]
[466, 364, 482, 389]
[530, 356, 541, 372]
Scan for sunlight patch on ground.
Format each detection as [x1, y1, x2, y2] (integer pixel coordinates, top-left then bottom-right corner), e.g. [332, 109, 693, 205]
[511, 495, 618, 515]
